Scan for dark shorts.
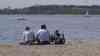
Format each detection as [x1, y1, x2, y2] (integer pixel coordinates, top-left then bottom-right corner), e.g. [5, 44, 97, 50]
[38, 41, 50, 45]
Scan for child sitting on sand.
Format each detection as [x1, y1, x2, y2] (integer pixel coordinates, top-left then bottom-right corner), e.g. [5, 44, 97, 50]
[20, 26, 35, 45]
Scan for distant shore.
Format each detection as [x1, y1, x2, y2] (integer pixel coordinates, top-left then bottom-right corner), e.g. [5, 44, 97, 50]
[0, 5, 100, 15]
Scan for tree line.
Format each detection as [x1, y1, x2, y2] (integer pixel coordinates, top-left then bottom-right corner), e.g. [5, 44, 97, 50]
[0, 5, 100, 15]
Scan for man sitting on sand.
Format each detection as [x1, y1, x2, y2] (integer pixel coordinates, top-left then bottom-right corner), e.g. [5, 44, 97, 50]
[36, 24, 50, 44]
[20, 26, 35, 45]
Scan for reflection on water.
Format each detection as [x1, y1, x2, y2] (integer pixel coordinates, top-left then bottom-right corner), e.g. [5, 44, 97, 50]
[0, 15, 100, 44]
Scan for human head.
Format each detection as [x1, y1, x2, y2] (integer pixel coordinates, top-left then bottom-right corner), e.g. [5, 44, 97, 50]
[55, 30, 59, 33]
[41, 24, 47, 29]
[25, 26, 30, 30]
[55, 30, 60, 36]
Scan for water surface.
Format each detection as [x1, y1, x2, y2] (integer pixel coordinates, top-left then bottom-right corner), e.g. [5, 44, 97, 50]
[0, 15, 100, 44]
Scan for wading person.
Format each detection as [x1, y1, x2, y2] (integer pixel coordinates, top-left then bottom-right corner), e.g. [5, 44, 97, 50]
[20, 26, 35, 45]
[36, 24, 50, 44]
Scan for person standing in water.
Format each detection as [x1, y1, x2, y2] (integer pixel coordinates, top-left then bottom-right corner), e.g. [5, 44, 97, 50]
[36, 24, 50, 44]
[21, 26, 35, 45]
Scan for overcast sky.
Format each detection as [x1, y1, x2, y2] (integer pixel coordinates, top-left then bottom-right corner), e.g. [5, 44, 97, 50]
[0, 0, 99, 9]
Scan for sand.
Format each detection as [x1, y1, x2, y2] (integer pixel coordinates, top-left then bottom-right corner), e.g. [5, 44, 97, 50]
[0, 40, 100, 56]
[0, 45, 16, 56]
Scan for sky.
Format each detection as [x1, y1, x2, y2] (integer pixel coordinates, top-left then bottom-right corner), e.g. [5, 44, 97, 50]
[0, 0, 99, 9]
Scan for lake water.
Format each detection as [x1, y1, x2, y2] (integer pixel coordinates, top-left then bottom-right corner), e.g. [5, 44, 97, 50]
[0, 15, 100, 44]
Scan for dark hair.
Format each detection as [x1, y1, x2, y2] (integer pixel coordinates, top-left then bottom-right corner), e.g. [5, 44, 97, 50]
[55, 30, 59, 33]
[41, 24, 47, 29]
[25, 26, 30, 30]
[55, 30, 60, 36]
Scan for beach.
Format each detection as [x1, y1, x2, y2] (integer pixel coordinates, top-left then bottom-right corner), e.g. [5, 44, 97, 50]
[0, 44, 16, 56]
[0, 40, 100, 56]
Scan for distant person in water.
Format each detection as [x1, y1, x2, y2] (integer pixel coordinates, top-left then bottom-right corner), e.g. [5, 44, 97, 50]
[36, 24, 50, 44]
[20, 26, 35, 45]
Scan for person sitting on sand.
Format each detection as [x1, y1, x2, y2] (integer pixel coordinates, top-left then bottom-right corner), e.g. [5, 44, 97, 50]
[36, 24, 50, 44]
[20, 26, 35, 45]
[54, 30, 61, 39]
[54, 30, 65, 44]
